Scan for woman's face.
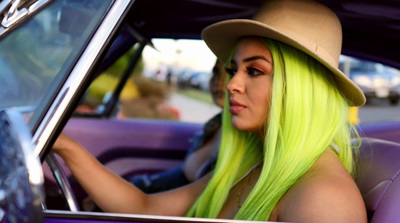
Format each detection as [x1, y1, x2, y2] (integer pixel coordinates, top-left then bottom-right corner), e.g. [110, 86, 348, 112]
[226, 37, 273, 137]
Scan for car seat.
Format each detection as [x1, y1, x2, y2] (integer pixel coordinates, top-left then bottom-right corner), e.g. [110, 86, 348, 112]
[355, 137, 400, 223]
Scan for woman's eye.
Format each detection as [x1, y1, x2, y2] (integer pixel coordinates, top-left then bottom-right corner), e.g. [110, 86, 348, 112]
[247, 67, 264, 76]
[225, 67, 237, 76]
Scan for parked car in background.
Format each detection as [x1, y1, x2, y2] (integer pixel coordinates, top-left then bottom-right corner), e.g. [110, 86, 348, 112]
[340, 56, 400, 105]
[1, 0, 400, 223]
[189, 71, 213, 91]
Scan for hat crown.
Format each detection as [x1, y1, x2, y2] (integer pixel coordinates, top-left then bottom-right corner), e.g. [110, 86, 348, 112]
[253, 0, 342, 67]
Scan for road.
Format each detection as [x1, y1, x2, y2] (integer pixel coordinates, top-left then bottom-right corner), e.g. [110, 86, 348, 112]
[358, 99, 400, 124]
[167, 93, 221, 123]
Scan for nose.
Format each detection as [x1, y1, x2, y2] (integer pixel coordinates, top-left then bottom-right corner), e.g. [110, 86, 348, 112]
[226, 72, 244, 94]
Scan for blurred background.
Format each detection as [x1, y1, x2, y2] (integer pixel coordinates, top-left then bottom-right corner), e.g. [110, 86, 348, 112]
[79, 38, 400, 125]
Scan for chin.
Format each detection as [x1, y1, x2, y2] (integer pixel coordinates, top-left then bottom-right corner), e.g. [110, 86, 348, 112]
[231, 118, 264, 137]
[231, 119, 243, 131]
[231, 119, 253, 132]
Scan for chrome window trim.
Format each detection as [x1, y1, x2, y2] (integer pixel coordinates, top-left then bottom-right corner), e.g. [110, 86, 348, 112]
[0, 0, 54, 38]
[32, 0, 133, 156]
[43, 209, 266, 223]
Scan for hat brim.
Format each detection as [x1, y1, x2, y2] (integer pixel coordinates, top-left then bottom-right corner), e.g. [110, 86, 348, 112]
[202, 19, 366, 106]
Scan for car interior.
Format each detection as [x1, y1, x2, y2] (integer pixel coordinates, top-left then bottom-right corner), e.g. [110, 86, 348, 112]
[1, 0, 400, 222]
[355, 138, 400, 222]
[42, 0, 400, 222]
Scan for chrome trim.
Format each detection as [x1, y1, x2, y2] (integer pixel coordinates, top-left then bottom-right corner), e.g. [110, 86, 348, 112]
[0, 0, 53, 38]
[1, 0, 28, 28]
[32, 0, 133, 156]
[0, 0, 13, 14]
[46, 152, 80, 212]
[33, 87, 69, 155]
[43, 210, 267, 223]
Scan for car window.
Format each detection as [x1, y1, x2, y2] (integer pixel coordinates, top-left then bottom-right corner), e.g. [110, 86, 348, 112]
[340, 55, 400, 123]
[80, 38, 222, 123]
[82, 42, 400, 125]
[0, 0, 113, 129]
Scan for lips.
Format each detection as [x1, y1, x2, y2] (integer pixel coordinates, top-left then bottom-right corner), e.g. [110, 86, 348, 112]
[229, 99, 246, 114]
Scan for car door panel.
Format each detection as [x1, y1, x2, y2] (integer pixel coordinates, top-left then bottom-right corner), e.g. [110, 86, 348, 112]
[43, 117, 204, 209]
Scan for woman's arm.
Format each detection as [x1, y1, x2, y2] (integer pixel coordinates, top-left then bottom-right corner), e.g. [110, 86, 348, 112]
[53, 133, 210, 215]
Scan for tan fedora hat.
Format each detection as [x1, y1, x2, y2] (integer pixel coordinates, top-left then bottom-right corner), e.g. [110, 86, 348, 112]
[202, 0, 366, 106]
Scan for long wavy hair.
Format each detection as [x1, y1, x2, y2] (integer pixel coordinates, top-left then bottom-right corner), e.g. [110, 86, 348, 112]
[186, 38, 358, 221]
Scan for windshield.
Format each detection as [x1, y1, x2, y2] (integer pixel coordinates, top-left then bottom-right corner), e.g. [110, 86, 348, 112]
[0, 0, 113, 129]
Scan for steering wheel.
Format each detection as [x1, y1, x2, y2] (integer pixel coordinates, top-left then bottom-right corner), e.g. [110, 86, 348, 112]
[45, 151, 80, 212]
[0, 109, 44, 223]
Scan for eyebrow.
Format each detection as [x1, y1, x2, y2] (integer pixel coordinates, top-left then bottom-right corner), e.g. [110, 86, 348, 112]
[230, 56, 272, 65]
[243, 56, 271, 63]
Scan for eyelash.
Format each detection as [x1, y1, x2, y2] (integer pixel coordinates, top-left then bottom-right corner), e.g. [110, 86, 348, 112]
[247, 67, 265, 76]
[225, 67, 237, 76]
[225, 67, 265, 77]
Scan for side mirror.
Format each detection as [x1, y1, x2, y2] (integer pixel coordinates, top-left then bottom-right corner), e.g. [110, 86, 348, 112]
[0, 109, 44, 223]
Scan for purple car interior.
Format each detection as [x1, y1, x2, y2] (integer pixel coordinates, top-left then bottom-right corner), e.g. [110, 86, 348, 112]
[43, 117, 204, 208]
[356, 138, 400, 223]
[42, 116, 400, 222]
[42, 132, 400, 223]
[358, 122, 400, 144]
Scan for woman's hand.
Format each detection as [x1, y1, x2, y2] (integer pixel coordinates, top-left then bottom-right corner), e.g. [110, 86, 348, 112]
[50, 132, 209, 216]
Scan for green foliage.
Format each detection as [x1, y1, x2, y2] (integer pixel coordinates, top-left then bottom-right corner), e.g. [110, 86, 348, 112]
[86, 45, 145, 102]
[88, 73, 119, 99]
[104, 45, 144, 78]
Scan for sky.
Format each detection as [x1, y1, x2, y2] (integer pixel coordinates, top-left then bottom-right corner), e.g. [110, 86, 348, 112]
[142, 39, 217, 73]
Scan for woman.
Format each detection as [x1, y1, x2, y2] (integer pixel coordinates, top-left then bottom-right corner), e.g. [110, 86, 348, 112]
[53, 0, 367, 222]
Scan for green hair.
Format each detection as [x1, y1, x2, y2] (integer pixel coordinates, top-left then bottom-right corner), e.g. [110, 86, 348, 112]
[186, 38, 358, 220]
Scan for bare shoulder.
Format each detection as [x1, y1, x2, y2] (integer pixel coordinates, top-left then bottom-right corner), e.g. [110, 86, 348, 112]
[276, 150, 367, 223]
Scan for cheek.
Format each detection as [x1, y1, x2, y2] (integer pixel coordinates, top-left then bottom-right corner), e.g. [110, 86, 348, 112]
[250, 82, 272, 121]
[252, 82, 271, 107]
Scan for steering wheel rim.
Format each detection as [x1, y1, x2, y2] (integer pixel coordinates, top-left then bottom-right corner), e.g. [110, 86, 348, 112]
[0, 109, 44, 223]
[45, 152, 80, 212]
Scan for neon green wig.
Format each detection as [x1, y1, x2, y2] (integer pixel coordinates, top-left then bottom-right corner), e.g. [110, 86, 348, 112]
[186, 38, 357, 221]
